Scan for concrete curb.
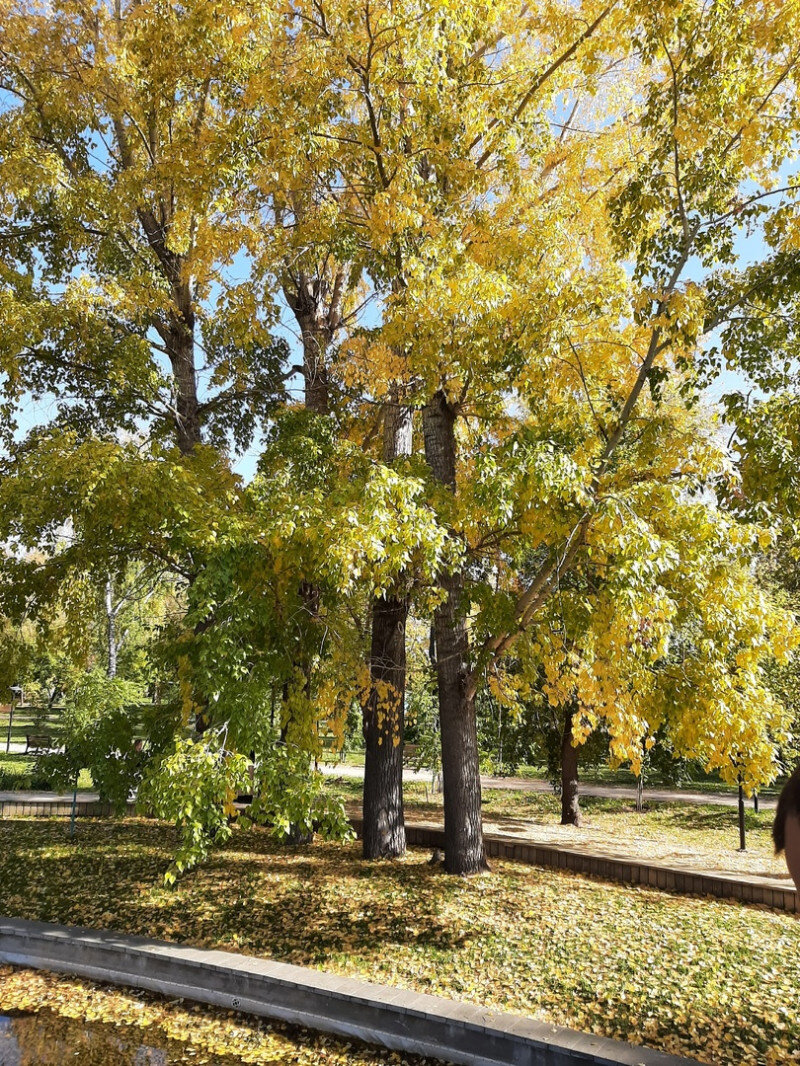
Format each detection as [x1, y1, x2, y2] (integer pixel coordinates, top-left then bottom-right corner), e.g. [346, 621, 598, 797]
[0, 918, 697, 1066]
[0, 797, 136, 819]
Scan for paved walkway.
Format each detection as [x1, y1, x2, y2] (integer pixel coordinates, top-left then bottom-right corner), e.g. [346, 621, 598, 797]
[0, 789, 100, 803]
[4, 742, 775, 808]
[320, 762, 776, 810]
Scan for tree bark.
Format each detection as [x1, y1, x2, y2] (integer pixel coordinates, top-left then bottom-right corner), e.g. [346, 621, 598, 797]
[105, 575, 118, 680]
[422, 391, 487, 875]
[283, 270, 343, 417]
[363, 592, 409, 857]
[560, 710, 582, 827]
[362, 394, 412, 859]
[137, 207, 202, 456]
[166, 270, 202, 452]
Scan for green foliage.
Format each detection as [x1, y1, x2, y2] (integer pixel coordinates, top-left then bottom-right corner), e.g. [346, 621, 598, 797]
[404, 673, 442, 777]
[245, 741, 354, 845]
[43, 673, 146, 812]
[0, 616, 36, 700]
[140, 733, 252, 884]
[142, 731, 354, 882]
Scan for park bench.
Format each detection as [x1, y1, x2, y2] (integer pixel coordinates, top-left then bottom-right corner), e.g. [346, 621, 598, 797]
[403, 743, 419, 766]
[25, 734, 54, 753]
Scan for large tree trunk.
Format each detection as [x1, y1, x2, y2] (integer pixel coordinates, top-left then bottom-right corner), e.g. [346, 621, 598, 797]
[168, 292, 201, 454]
[363, 395, 412, 859]
[363, 592, 409, 857]
[560, 710, 582, 827]
[422, 391, 487, 875]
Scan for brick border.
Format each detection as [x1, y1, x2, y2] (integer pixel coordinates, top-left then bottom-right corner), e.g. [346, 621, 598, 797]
[351, 819, 798, 914]
[0, 918, 697, 1066]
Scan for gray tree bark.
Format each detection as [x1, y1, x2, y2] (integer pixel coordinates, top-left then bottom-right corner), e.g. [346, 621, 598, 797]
[362, 394, 412, 859]
[422, 391, 487, 875]
[560, 710, 582, 827]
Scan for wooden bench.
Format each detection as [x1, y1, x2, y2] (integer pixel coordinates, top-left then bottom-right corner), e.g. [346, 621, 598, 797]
[25, 734, 53, 753]
[402, 743, 420, 766]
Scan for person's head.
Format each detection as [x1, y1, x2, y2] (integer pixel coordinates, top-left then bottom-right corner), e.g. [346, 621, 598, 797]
[773, 764, 800, 854]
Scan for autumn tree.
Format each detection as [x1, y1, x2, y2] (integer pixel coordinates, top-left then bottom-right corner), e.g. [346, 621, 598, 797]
[280, 0, 800, 873]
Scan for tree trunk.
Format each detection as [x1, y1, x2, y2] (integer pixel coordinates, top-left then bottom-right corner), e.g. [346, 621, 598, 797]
[283, 273, 340, 417]
[137, 207, 202, 456]
[560, 711, 582, 827]
[167, 283, 202, 454]
[363, 592, 409, 858]
[105, 575, 118, 680]
[298, 312, 331, 415]
[363, 394, 412, 859]
[422, 391, 487, 875]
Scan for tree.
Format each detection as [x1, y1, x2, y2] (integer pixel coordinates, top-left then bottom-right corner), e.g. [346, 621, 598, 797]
[3, 0, 800, 880]
[0, 0, 289, 456]
[0, 0, 295, 743]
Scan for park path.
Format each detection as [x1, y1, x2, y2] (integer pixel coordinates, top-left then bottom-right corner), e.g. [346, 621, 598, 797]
[3, 746, 776, 808]
[319, 762, 777, 810]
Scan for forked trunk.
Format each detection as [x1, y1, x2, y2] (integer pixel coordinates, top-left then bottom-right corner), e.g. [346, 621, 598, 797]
[422, 391, 487, 875]
[560, 711, 582, 827]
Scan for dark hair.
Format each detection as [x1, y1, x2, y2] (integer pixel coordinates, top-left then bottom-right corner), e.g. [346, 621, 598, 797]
[773, 764, 800, 853]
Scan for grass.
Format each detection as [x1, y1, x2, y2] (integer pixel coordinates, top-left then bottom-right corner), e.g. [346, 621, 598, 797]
[0, 753, 93, 791]
[0, 817, 797, 1066]
[326, 777, 783, 878]
[0, 707, 62, 746]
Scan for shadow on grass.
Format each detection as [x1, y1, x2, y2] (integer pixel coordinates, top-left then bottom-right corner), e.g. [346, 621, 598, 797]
[651, 804, 772, 834]
[0, 819, 489, 963]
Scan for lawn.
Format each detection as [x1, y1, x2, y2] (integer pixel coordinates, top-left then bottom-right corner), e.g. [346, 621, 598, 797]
[0, 818, 797, 1066]
[0, 754, 92, 791]
[0, 707, 62, 748]
[326, 778, 784, 878]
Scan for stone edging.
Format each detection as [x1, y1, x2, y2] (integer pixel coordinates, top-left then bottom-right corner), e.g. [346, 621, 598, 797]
[0, 798, 136, 819]
[0, 918, 696, 1066]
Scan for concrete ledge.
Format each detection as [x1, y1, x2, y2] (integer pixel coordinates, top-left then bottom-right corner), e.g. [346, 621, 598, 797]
[0, 918, 697, 1066]
[0, 798, 136, 819]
